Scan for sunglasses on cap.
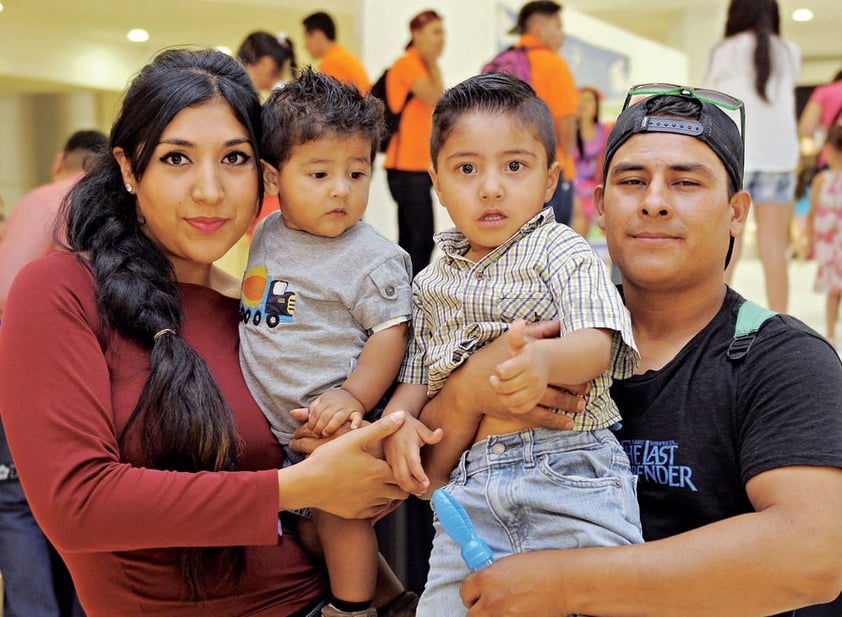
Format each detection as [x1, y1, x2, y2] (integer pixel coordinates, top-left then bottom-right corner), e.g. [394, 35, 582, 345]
[623, 83, 745, 143]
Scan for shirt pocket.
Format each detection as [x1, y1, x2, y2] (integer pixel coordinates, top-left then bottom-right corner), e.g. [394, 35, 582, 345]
[496, 294, 555, 324]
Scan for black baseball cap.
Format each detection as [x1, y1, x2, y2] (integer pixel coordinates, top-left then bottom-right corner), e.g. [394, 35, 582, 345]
[603, 94, 744, 193]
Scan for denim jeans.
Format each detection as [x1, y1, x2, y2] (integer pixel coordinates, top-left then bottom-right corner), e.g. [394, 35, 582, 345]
[416, 427, 643, 616]
[0, 423, 84, 617]
[386, 169, 435, 278]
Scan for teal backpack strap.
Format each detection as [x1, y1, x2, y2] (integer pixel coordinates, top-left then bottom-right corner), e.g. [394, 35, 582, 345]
[727, 300, 777, 360]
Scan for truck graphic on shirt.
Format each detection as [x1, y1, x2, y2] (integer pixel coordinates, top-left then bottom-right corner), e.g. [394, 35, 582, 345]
[240, 265, 296, 327]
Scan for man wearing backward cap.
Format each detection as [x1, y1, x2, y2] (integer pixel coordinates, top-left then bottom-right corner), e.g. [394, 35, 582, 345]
[420, 88, 842, 616]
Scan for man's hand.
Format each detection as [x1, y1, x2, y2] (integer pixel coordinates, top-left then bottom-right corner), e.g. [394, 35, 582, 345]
[461, 552, 566, 616]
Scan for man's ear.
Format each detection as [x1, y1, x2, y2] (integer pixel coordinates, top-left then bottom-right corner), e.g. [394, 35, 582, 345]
[729, 189, 751, 237]
[112, 147, 135, 188]
[262, 160, 280, 196]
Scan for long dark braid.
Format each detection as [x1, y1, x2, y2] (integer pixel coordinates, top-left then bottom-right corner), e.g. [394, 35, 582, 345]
[63, 48, 263, 598]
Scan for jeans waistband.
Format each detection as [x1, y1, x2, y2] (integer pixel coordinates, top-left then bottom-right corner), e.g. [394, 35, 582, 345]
[465, 427, 616, 469]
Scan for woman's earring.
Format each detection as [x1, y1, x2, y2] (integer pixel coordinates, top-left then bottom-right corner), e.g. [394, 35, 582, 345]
[125, 183, 133, 194]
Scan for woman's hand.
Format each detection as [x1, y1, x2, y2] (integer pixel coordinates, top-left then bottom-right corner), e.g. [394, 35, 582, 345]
[279, 413, 409, 518]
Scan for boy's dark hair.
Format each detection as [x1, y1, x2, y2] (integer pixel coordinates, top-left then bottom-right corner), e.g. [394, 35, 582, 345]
[261, 67, 385, 167]
[430, 72, 556, 171]
[303, 11, 336, 41]
[509, 1, 562, 35]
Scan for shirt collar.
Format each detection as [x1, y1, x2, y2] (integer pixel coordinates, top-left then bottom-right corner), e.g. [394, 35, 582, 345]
[434, 208, 555, 260]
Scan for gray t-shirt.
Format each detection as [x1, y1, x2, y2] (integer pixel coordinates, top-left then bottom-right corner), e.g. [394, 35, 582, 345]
[239, 213, 412, 444]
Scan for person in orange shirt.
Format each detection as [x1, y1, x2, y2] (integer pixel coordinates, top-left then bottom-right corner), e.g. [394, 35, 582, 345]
[384, 10, 446, 277]
[303, 11, 371, 94]
[509, 1, 579, 225]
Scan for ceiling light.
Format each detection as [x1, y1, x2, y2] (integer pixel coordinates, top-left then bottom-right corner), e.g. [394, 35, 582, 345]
[792, 8, 814, 22]
[0, 3, 5, 11]
[127, 29, 149, 43]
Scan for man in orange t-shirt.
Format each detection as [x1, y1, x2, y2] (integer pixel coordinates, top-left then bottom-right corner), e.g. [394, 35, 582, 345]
[303, 11, 370, 94]
[509, 1, 579, 225]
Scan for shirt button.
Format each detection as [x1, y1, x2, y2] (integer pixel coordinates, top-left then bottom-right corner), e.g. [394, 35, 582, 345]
[491, 443, 506, 455]
[385, 285, 395, 298]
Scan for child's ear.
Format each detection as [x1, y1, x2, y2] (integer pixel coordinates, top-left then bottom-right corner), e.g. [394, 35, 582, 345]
[428, 165, 446, 207]
[545, 161, 561, 203]
[262, 160, 280, 196]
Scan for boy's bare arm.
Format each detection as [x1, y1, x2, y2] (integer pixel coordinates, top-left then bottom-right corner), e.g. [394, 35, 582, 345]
[304, 323, 408, 436]
[382, 382, 443, 496]
[342, 322, 408, 412]
[492, 325, 613, 415]
[538, 327, 613, 385]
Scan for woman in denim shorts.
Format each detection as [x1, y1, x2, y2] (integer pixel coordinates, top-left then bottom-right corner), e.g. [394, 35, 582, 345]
[703, 0, 800, 312]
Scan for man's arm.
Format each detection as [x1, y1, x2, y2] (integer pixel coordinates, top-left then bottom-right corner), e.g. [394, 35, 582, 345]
[419, 322, 585, 492]
[462, 465, 842, 616]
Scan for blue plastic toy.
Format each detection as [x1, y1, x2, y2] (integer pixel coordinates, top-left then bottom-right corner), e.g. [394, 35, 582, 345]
[432, 489, 494, 572]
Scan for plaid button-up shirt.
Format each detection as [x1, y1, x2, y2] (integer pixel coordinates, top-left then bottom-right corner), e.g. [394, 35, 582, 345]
[399, 209, 638, 431]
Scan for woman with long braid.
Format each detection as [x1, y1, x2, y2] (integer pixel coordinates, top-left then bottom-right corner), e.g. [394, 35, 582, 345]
[0, 48, 407, 617]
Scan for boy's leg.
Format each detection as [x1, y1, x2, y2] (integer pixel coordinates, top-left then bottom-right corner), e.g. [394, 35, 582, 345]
[313, 510, 378, 615]
[416, 448, 505, 617]
[512, 428, 643, 552]
[418, 428, 644, 617]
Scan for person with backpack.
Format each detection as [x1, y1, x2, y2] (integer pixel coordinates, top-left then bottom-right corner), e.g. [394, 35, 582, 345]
[406, 85, 842, 616]
[486, 1, 578, 225]
[383, 9, 445, 278]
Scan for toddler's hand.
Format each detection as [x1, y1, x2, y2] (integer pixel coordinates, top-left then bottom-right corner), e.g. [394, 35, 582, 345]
[383, 414, 443, 496]
[491, 320, 550, 414]
[306, 389, 365, 436]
